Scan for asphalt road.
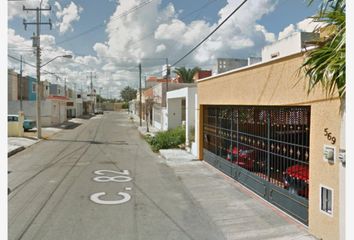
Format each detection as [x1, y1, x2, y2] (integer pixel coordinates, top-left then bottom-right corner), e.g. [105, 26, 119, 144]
[8, 111, 225, 240]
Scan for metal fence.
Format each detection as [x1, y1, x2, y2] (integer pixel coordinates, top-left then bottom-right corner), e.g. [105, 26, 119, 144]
[203, 105, 310, 199]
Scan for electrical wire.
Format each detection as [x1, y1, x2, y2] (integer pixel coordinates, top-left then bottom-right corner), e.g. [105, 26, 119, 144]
[55, 0, 154, 46]
[128, 0, 218, 48]
[36, 0, 217, 53]
[171, 0, 248, 67]
[8, 54, 61, 78]
[130, 0, 248, 78]
[10, 0, 247, 87]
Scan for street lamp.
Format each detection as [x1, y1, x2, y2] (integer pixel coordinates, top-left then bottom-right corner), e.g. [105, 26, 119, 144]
[40, 54, 72, 68]
[35, 54, 72, 139]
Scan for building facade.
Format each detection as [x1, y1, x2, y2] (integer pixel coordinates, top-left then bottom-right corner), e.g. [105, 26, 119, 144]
[150, 82, 196, 130]
[40, 80, 51, 100]
[8, 69, 19, 101]
[197, 52, 343, 240]
[217, 58, 248, 74]
[167, 87, 197, 151]
[262, 32, 318, 62]
[27, 76, 37, 101]
[50, 84, 65, 97]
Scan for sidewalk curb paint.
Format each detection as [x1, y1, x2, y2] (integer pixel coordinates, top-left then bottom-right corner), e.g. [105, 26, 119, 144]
[8, 146, 25, 157]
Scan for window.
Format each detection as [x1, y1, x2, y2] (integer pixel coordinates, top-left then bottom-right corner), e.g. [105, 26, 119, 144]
[320, 186, 333, 216]
[8, 116, 18, 122]
[32, 83, 36, 93]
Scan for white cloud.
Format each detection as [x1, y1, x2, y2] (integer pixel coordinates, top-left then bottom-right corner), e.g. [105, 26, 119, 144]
[54, 1, 62, 12]
[297, 18, 324, 32]
[8, 28, 99, 94]
[278, 18, 325, 40]
[41, 35, 56, 46]
[155, 19, 186, 41]
[8, 0, 50, 20]
[278, 24, 296, 40]
[255, 24, 275, 43]
[228, 36, 254, 50]
[8, 26, 129, 99]
[80, 0, 281, 96]
[9, 0, 284, 99]
[8, 29, 32, 50]
[55, 2, 83, 34]
[156, 44, 166, 53]
[76, 55, 100, 66]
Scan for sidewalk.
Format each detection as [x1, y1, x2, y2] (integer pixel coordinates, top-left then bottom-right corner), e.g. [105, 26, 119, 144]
[130, 113, 317, 239]
[129, 112, 160, 137]
[159, 149, 317, 240]
[8, 117, 88, 157]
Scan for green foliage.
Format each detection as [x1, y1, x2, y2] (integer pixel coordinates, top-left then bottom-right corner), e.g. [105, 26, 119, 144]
[122, 102, 129, 109]
[173, 66, 201, 83]
[145, 126, 186, 152]
[120, 86, 137, 103]
[301, 0, 345, 106]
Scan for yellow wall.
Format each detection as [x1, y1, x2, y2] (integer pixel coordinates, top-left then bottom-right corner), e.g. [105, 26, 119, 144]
[197, 53, 342, 240]
[8, 122, 24, 137]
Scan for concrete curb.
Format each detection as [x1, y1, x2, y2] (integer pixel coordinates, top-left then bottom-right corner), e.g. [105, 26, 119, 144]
[7, 117, 88, 157]
[8, 146, 25, 157]
[7, 124, 67, 157]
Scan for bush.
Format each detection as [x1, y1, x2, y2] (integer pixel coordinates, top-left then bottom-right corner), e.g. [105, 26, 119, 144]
[145, 126, 185, 152]
[122, 102, 129, 109]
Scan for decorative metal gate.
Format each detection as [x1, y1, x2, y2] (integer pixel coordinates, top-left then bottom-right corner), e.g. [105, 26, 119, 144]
[203, 105, 310, 225]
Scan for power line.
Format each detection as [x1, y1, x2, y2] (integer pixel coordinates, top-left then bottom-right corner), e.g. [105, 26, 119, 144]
[9, 0, 218, 72]
[171, 0, 248, 67]
[123, 0, 248, 78]
[128, 0, 218, 48]
[8, 54, 60, 78]
[55, 0, 154, 46]
[41, 0, 216, 52]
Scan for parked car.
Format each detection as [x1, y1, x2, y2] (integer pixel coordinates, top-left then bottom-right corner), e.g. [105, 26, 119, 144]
[8, 114, 36, 131]
[283, 164, 309, 198]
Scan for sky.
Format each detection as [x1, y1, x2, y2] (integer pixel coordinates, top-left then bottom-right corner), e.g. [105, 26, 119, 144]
[7, 0, 322, 99]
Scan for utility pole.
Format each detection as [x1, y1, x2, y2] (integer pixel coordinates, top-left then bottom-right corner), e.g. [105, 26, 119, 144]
[165, 58, 170, 92]
[99, 87, 102, 109]
[19, 56, 23, 111]
[139, 63, 142, 127]
[64, 78, 67, 97]
[23, 4, 52, 139]
[87, 72, 96, 113]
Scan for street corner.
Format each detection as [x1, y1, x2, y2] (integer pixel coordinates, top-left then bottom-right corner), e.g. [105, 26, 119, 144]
[8, 137, 39, 157]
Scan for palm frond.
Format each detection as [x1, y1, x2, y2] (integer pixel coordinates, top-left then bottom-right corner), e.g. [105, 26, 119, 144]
[301, 0, 345, 103]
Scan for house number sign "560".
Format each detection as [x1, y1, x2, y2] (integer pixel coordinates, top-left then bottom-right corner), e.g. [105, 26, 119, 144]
[90, 170, 132, 205]
[324, 128, 336, 145]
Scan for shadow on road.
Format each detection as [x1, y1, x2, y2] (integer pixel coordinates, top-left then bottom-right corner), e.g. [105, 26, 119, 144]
[44, 138, 128, 145]
[50, 122, 82, 130]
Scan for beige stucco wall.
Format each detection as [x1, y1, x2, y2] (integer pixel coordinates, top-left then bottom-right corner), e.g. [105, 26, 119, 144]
[197, 53, 342, 240]
[8, 70, 18, 101]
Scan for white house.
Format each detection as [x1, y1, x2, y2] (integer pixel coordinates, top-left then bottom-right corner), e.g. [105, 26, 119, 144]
[166, 87, 198, 156]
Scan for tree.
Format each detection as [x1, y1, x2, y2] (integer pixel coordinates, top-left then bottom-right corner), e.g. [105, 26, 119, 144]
[301, 0, 345, 109]
[120, 86, 137, 103]
[173, 66, 201, 83]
